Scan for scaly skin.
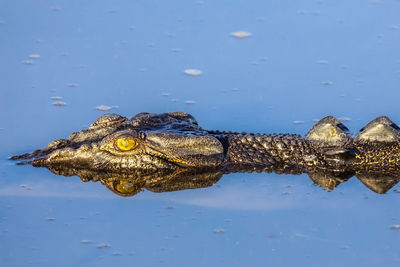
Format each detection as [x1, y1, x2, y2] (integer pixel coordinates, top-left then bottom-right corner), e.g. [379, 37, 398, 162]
[10, 112, 400, 172]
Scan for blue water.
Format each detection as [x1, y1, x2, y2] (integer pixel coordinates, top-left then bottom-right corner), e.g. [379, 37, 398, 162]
[1, 0, 400, 266]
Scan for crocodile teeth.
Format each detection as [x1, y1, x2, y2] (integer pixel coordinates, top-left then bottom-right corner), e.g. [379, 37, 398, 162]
[355, 116, 400, 143]
[305, 116, 350, 147]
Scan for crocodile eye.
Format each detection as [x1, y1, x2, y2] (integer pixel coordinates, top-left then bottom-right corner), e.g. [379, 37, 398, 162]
[115, 137, 137, 151]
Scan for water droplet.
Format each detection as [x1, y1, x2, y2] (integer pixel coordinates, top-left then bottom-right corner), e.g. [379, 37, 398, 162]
[230, 31, 252, 38]
[184, 69, 202, 76]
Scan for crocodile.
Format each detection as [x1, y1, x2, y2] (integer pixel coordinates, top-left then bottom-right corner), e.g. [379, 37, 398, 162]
[11, 111, 400, 172]
[11, 111, 400, 194]
[43, 163, 400, 196]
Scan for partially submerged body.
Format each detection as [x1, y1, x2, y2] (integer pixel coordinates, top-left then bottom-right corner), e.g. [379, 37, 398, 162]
[11, 112, 400, 174]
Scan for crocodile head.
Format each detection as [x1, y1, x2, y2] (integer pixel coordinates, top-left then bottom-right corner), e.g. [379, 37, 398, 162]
[11, 112, 224, 170]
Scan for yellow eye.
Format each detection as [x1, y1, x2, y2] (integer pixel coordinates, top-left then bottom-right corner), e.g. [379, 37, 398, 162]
[115, 137, 137, 151]
[115, 180, 135, 193]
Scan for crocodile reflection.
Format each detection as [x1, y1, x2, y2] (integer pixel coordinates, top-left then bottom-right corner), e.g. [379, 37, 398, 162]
[45, 164, 400, 196]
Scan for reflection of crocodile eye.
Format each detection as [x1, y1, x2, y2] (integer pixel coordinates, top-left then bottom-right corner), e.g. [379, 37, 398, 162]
[116, 181, 134, 193]
[115, 138, 137, 151]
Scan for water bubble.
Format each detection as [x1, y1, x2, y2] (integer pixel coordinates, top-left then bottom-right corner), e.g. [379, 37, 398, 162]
[96, 105, 111, 111]
[184, 69, 202, 76]
[230, 31, 252, 38]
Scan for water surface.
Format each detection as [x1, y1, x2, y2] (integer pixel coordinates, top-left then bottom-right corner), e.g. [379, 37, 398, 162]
[1, 0, 400, 266]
